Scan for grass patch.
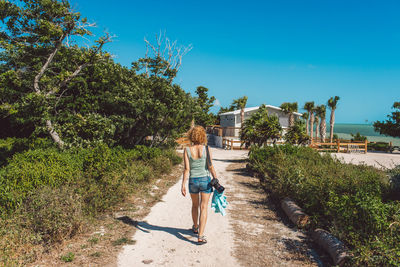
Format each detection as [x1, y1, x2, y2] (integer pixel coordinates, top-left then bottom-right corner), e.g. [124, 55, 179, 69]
[112, 237, 136, 246]
[88, 236, 99, 245]
[60, 252, 75, 262]
[90, 251, 101, 257]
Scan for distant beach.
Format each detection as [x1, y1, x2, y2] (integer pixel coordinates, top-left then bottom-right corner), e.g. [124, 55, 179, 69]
[328, 123, 400, 146]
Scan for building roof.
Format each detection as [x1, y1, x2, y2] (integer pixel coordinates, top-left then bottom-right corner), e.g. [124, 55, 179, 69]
[219, 105, 303, 116]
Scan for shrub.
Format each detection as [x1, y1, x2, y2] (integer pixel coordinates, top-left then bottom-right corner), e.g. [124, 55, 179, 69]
[163, 149, 183, 165]
[0, 148, 82, 214]
[350, 132, 367, 142]
[132, 145, 163, 160]
[0, 138, 54, 167]
[23, 186, 83, 245]
[248, 145, 400, 266]
[148, 156, 172, 176]
[368, 142, 390, 152]
[284, 120, 309, 145]
[387, 166, 400, 201]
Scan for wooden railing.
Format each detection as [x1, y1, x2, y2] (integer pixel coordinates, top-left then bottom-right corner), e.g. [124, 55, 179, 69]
[206, 125, 241, 137]
[176, 137, 190, 148]
[310, 139, 368, 154]
[222, 138, 246, 150]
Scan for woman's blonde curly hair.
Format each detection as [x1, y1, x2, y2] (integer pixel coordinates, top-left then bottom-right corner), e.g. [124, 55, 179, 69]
[188, 126, 207, 145]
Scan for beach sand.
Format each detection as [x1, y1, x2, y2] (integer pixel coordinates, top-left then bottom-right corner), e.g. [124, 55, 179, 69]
[332, 151, 400, 169]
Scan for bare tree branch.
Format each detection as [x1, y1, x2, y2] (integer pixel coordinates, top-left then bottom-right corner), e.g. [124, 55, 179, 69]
[33, 34, 66, 94]
[46, 119, 64, 148]
[143, 33, 192, 77]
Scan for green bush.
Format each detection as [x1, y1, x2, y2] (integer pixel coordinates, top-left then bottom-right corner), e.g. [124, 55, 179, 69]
[0, 138, 54, 167]
[163, 149, 183, 165]
[368, 142, 390, 151]
[0, 148, 82, 214]
[248, 145, 400, 266]
[132, 145, 163, 160]
[0, 143, 181, 216]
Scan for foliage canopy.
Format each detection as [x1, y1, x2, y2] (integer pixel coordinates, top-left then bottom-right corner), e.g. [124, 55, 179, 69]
[240, 104, 282, 147]
[0, 0, 212, 148]
[374, 102, 400, 138]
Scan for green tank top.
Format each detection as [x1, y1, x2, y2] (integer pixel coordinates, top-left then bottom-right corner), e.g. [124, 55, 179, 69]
[186, 146, 209, 178]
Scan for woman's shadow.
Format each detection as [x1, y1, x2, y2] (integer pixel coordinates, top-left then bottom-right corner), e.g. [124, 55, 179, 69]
[117, 216, 198, 245]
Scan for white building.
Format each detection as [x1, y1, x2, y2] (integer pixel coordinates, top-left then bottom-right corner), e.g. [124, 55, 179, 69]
[219, 105, 303, 137]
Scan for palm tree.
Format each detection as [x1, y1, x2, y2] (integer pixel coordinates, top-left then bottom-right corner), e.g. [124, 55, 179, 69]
[314, 107, 320, 141]
[280, 102, 298, 127]
[328, 96, 340, 143]
[302, 112, 309, 126]
[232, 96, 248, 128]
[317, 105, 327, 141]
[303, 101, 315, 138]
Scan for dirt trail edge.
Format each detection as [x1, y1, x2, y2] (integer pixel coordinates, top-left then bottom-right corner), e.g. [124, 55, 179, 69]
[117, 148, 322, 267]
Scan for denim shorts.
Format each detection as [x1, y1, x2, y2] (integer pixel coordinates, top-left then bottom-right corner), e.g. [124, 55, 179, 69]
[189, 176, 213, 194]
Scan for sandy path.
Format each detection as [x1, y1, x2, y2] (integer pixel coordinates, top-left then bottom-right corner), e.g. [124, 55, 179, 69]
[332, 152, 400, 169]
[117, 148, 248, 267]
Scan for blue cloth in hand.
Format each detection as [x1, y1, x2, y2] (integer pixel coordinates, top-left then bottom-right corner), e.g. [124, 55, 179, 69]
[211, 191, 228, 216]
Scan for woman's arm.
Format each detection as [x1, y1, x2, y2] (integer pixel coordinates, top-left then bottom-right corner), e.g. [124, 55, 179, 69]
[181, 148, 190, 196]
[207, 147, 218, 179]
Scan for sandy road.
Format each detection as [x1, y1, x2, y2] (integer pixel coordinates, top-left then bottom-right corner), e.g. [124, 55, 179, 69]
[117, 147, 248, 267]
[332, 151, 400, 169]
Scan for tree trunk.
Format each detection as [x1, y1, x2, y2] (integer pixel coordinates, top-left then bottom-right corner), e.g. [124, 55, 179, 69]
[320, 119, 326, 142]
[46, 120, 64, 148]
[310, 113, 314, 143]
[330, 110, 335, 143]
[312, 229, 349, 266]
[315, 117, 319, 141]
[289, 113, 295, 127]
[306, 116, 309, 135]
[281, 198, 309, 227]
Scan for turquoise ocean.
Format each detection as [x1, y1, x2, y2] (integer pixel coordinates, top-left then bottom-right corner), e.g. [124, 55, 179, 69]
[326, 123, 400, 146]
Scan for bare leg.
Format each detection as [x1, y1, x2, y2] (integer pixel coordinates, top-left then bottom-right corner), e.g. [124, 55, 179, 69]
[190, 193, 200, 228]
[198, 192, 212, 237]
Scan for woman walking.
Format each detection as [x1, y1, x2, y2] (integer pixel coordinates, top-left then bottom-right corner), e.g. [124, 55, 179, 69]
[181, 126, 218, 244]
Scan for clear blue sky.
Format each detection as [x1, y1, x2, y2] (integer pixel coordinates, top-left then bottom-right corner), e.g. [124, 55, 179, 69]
[70, 0, 400, 123]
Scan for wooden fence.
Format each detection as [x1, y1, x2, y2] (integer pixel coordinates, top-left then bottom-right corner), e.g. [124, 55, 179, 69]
[206, 125, 241, 137]
[310, 139, 368, 154]
[222, 138, 246, 150]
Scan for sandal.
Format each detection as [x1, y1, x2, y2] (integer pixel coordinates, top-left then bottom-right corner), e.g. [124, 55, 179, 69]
[198, 235, 207, 244]
[192, 225, 199, 234]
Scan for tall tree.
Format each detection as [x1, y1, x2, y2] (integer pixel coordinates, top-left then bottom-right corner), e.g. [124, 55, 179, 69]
[193, 86, 216, 127]
[231, 96, 248, 128]
[280, 102, 298, 127]
[328, 96, 340, 143]
[303, 101, 315, 141]
[0, 0, 110, 147]
[317, 105, 327, 141]
[374, 101, 400, 138]
[314, 107, 320, 140]
[0, 0, 195, 148]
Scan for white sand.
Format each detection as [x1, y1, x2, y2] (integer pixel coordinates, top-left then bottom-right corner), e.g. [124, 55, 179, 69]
[332, 151, 400, 169]
[117, 148, 248, 267]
